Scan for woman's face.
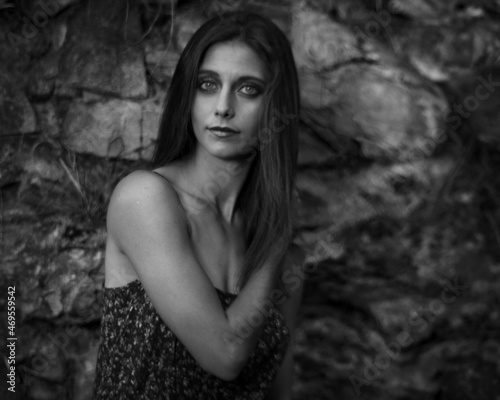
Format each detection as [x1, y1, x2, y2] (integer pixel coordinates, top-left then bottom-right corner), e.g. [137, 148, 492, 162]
[191, 40, 269, 160]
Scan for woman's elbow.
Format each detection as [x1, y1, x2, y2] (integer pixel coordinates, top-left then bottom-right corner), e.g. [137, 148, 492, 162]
[198, 345, 247, 382]
[214, 363, 244, 382]
[197, 360, 243, 382]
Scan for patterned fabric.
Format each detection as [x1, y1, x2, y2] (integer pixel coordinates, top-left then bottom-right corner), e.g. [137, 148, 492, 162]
[92, 279, 289, 400]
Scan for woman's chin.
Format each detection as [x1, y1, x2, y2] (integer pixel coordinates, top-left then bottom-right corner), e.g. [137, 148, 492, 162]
[207, 146, 256, 163]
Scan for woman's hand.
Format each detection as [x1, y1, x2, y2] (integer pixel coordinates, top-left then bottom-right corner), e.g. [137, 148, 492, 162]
[255, 237, 288, 282]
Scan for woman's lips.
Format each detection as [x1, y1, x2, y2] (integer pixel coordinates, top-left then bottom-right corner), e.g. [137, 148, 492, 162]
[208, 126, 240, 138]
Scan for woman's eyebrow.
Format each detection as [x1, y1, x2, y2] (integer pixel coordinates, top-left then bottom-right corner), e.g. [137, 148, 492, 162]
[197, 69, 267, 85]
[234, 76, 267, 86]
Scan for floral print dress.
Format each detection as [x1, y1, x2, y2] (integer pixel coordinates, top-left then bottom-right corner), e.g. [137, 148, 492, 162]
[92, 279, 289, 400]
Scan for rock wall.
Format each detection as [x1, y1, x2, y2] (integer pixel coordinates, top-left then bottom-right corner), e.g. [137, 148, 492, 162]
[1, 0, 500, 399]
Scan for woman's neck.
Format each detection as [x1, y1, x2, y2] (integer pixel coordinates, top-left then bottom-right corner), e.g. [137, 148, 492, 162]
[179, 146, 254, 223]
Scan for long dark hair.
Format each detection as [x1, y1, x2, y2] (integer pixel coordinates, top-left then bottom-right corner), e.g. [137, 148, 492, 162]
[151, 11, 300, 291]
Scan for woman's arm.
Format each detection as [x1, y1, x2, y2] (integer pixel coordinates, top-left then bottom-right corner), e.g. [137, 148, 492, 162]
[107, 170, 283, 381]
[265, 249, 304, 400]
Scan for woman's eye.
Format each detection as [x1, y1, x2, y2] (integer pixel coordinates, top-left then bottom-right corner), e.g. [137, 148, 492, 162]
[199, 80, 217, 91]
[240, 85, 260, 96]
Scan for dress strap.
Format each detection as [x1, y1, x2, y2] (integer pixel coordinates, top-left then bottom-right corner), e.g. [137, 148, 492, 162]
[149, 170, 192, 237]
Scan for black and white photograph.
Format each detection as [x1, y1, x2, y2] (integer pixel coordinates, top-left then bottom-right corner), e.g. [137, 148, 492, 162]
[1, 0, 499, 399]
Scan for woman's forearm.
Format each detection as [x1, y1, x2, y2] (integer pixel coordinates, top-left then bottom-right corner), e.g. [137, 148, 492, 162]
[221, 260, 281, 376]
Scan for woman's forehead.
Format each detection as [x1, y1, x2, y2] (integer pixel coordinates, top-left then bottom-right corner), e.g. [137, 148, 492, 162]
[199, 41, 269, 81]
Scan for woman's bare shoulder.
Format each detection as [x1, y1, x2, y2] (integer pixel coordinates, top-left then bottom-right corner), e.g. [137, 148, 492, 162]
[111, 169, 179, 202]
[107, 170, 187, 235]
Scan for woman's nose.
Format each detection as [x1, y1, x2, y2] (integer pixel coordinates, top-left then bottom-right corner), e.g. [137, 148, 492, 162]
[214, 90, 234, 119]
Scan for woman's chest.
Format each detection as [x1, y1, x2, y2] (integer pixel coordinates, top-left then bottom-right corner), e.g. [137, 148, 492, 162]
[185, 210, 247, 292]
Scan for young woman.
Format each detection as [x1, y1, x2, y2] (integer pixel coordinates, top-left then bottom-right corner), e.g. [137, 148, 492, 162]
[93, 11, 302, 400]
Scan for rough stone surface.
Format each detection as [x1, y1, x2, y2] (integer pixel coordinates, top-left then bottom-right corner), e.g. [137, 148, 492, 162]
[173, 10, 207, 52]
[58, 0, 148, 99]
[62, 99, 143, 159]
[297, 124, 337, 166]
[141, 90, 165, 160]
[291, 9, 363, 71]
[18, 241, 103, 320]
[20, 0, 82, 19]
[145, 38, 180, 82]
[300, 62, 449, 162]
[32, 102, 61, 137]
[451, 66, 500, 148]
[396, 20, 500, 82]
[0, 70, 37, 135]
[390, 0, 500, 19]
[294, 155, 457, 236]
